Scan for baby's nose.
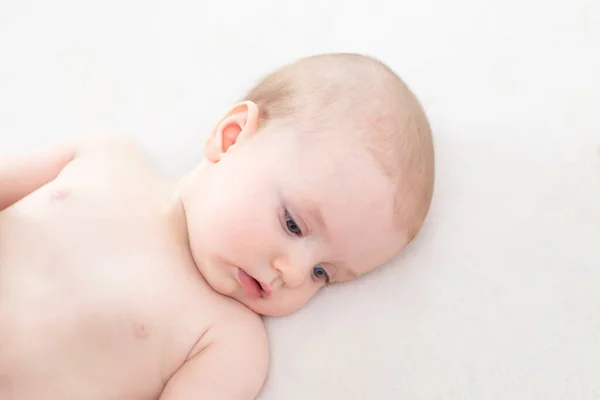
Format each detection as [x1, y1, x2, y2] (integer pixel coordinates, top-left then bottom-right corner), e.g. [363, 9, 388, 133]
[273, 257, 312, 288]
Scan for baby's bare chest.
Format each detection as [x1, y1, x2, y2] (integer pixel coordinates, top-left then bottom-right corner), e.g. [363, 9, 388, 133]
[0, 160, 209, 399]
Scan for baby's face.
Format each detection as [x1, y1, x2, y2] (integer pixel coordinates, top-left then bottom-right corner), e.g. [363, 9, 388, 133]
[183, 126, 405, 316]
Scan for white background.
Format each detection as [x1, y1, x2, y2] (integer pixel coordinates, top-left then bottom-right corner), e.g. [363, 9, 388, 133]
[1, 0, 599, 398]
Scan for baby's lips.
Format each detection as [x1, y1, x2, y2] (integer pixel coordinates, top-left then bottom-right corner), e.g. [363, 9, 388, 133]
[259, 281, 273, 296]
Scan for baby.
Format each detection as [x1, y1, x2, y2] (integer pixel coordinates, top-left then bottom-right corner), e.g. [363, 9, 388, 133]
[0, 53, 434, 399]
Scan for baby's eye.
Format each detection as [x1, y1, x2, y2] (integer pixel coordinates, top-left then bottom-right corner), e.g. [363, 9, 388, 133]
[312, 265, 329, 282]
[284, 209, 302, 236]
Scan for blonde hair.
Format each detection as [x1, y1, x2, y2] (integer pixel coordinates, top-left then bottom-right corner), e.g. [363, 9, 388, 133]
[242, 53, 434, 242]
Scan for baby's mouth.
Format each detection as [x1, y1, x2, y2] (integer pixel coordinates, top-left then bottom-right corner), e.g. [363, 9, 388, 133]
[237, 268, 272, 298]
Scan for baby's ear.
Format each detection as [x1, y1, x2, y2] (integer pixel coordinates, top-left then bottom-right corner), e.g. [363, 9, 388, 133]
[204, 101, 259, 162]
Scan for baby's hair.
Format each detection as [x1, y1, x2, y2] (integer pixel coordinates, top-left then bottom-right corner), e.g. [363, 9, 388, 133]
[241, 53, 434, 243]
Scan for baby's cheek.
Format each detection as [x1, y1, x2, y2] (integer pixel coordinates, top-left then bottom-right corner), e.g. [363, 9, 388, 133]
[268, 287, 320, 317]
[241, 201, 276, 240]
[218, 209, 271, 257]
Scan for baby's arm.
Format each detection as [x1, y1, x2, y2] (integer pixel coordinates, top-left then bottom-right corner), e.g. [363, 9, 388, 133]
[0, 139, 77, 211]
[160, 315, 269, 400]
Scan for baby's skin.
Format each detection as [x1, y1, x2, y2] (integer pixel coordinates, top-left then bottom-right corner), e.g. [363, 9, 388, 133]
[0, 118, 403, 399]
[0, 136, 269, 399]
[0, 54, 433, 400]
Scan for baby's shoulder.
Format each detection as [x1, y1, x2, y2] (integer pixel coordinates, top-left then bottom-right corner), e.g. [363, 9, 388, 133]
[162, 300, 268, 398]
[192, 297, 268, 357]
[49, 133, 164, 203]
[73, 133, 147, 162]
[77, 132, 139, 151]
[213, 298, 267, 344]
[64, 133, 155, 179]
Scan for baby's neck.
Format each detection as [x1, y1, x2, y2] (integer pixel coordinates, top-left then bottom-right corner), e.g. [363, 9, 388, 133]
[163, 188, 191, 243]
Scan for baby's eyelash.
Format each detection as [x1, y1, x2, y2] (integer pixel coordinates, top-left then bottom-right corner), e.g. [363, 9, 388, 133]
[313, 265, 332, 285]
[284, 209, 303, 236]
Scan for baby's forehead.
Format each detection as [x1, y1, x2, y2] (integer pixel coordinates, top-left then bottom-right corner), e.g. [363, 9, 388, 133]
[310, 189, 403, 278]
[288, 164, 401, 268]
[278, 131, 393, 207]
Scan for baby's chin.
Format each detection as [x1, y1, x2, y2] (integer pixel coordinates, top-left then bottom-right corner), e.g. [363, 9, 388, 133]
[234, 296, 291, 317]
[231, 294, 307, 317]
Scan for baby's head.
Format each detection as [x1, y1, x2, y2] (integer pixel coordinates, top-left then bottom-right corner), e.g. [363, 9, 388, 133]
[181, 53, 434, 316]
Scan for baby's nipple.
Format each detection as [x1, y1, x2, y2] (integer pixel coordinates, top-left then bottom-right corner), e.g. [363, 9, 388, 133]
[132, 322, 152, 340]
[50, 187, 69, 200]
